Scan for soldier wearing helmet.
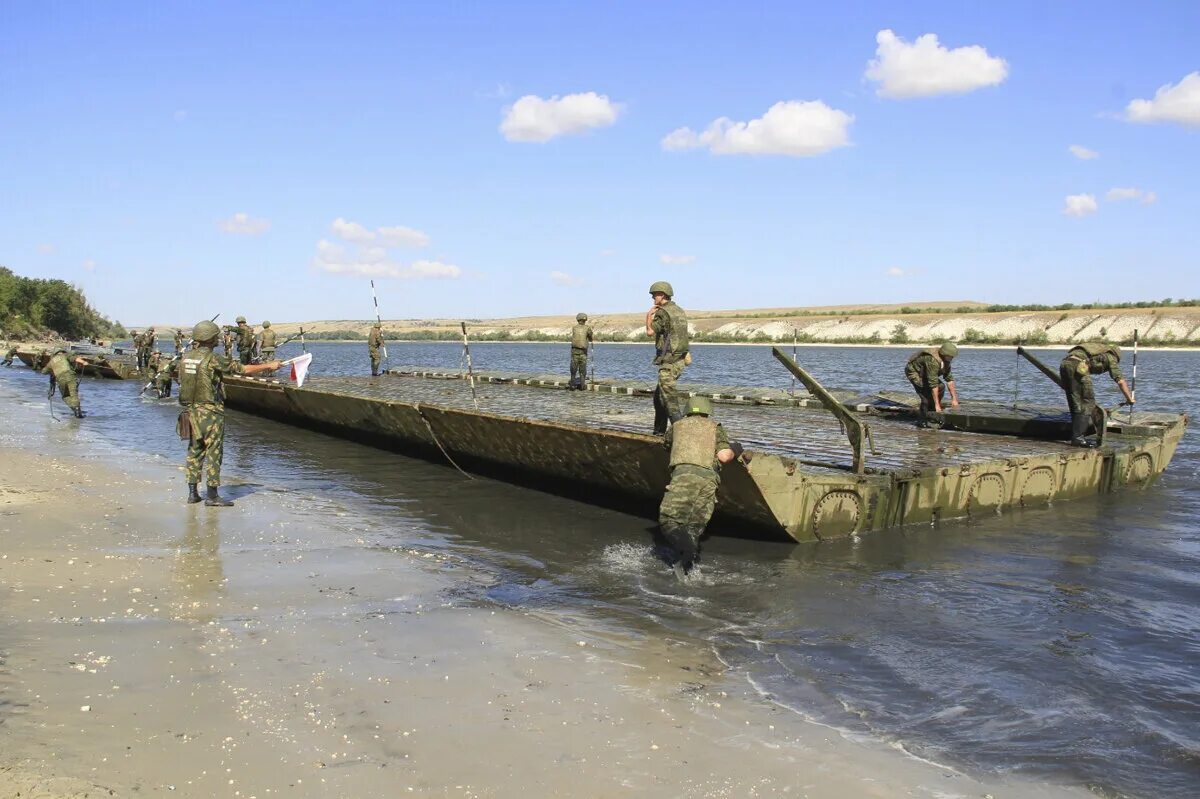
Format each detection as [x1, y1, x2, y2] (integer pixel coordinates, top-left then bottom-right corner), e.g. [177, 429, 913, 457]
[136, 327, 156, 371]
[234, 316, 255, 365]
[178, 319, 282, 506]
[173, 328, 185, 355]
[368, 322, 386, 376]
[659, 395, 743, 576]
[40, 347, 88, 418]
[568, 312, 593, 390]
[258, 320, 277, 363]
[1059, 342, 1133, 447]
[645, 281, 691, 435]
[905, 342, 961, 428]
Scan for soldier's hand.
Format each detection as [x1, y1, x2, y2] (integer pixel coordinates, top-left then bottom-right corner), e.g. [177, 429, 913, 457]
[267, 360, 283, 370]
[950, 399, 959, 408]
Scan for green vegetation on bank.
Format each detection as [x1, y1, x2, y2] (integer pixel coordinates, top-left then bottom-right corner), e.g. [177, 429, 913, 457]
[691, 297, 1200, 321]
[0, 266, 126, 341]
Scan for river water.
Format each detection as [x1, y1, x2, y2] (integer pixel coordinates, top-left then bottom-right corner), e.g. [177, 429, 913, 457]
[6, 341, 1198, 797]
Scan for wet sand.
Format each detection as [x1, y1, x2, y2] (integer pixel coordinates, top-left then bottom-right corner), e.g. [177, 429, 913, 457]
[0, 386, 1090, 798]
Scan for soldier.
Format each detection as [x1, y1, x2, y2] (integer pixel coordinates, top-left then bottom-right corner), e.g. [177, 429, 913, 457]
[1059, 342, 1134, 447]
[41, 348, 88, 418]
[259, 320, 277, 363]
[568, 312, 593, 389]
[153, 353, 179, 398]
[368, 322, 385, 376]
[174, 329, 185, 355]
[659, 396, 741, 575]
[129, 330, 142, 367]
[138, 327, 156, 371]
[221, 325, 236, 357]
[904, 343, 959, 428]
[178, 320, 281, 506]
[234, 316, 254, 365]
[645, 281, 690, 435]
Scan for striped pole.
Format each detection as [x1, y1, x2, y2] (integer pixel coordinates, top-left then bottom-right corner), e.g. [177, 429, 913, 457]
[370, 280, 388, 360]
[1130, 329, 1137, 423]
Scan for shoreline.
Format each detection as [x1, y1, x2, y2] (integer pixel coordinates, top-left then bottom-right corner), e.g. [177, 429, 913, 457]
[0, 377, 1090, 798]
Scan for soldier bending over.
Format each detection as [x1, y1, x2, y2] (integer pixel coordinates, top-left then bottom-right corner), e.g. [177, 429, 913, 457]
[905, 343, 959, 428]
[1059, 342, 1133, 447]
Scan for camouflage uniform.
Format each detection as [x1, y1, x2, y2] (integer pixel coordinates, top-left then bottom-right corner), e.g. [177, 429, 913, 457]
[154, 355, 179, 398]
[236, 322, 254, 365]
[259, 326, 277, 363]
[569, 322, 593, 389]
[1060, 343, 1124, 443]
[180, 346, 245, 487]
[137, 329, 155, 371]
[650, 301, 690, 434]
[905, 348, 952, 426]
[659, 412, 730, 571]
[222, 327, 236, 357]
[368, 325, 385, 376]
[41, 351, 82, 415]
[173, 330, 184, 355]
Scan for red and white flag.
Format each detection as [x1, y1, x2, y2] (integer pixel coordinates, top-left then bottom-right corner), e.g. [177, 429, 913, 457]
[288, 352, 313, 388]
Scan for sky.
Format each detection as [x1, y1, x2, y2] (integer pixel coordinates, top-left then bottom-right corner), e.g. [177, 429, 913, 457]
[1, 1, 1197, 327]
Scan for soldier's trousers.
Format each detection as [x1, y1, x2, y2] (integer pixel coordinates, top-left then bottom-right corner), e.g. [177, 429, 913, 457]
[155, 377, 172, 398]
[56, 378, 81, 412]
[186, 407, 226, 487]
[1060, 358, 1096, 440]
[260, 348, 275, 363]
[239, 349, 252, 365]
[569, 348, 588, 388]
[659, 466, 719, 567]
[137, 349, 151, 370]
[653, 358, 687, 434]
[908, 379, 943, 426]
[369, 351, 381, 376]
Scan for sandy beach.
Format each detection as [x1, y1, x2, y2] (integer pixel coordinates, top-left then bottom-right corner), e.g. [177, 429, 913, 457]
[0, 378, 1091, 798]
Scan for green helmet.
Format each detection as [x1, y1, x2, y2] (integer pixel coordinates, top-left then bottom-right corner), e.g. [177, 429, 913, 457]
[649, 281, 674, 297]
[262, 320, 271, 328]
[193, 320, 220, 342]
[684, 395, 713, 416]
[236, 315, 247, 324]
[1108, 344, 1122, 361]
[938, 343, 959, 358]
[576, 313, 588, 322]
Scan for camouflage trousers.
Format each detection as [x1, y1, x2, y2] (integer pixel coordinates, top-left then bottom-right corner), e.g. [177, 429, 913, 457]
[1060, 357, 1096, 440]
[653, 358, 687, 433]
[569, 348, 588, 387]
[369, 350, 382, 375]
[238, 348, 252, 365]
[260, 348, 275, 363]
[55, 377, 81, 412]
[908, 378, 944, 426]
[658, 466, 719, 567]
[154, 375, 173, 398]
[137, 348, 152, 370]
[185, 407, 226, 487]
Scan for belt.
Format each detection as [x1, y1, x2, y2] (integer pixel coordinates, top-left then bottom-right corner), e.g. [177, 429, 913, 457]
[670, 463, 717, 478]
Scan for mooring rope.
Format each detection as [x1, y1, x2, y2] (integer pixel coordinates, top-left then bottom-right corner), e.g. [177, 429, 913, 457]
[416, 405, 474, 480]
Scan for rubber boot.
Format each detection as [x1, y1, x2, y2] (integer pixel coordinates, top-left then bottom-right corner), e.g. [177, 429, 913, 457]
[204, 486, 234, 507]
[73, 407, 85, 418]
[1069, 411, 1093, 447]
[187, 483, 202, 504]
[653, 390, 669, 436]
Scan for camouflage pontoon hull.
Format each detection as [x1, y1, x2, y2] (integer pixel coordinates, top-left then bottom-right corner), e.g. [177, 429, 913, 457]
[223, 369, 1187, 543]
[14, 346, 142, 380]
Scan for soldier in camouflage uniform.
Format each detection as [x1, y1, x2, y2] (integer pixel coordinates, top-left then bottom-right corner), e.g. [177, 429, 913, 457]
[258, 320, 277, 363]
[41, 348, 87, 417]
[174, 329, 185, 355]
[179, 320, 282, 506]
[154, 354, 180, 398]
[1059, 342, 1134, 447]
[568, 312, 593, 389]
[137, 327, 156, 371]
[234, 316, 255, 365]
[368, 322, 385, 376]
[645, 281, 690, 435]
[221, 325, 236, 357]
[659, 396, 741, 575]
[904, 343, 960, 428]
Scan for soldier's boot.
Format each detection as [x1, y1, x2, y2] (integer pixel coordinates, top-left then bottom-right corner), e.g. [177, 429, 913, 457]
[73, 407, 85, 418]
[204, 486, 234, 507]
[1069, 412, 1093, 447]
[187, 483, 203, 504]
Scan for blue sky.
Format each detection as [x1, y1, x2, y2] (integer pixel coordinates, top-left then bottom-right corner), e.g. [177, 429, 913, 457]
[2, 1, 1197, 327]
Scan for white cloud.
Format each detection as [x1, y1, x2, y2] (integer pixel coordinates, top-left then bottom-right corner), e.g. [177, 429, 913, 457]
[659, 254, 696, 265]
[550, 270, 584, 287]
[865, 29, 1008, 99]
[82, 259, 96, 272]
[1125, 72, 1200, 128]
[37, 243, 57, 255]
[1106, 187, 1157, 204]
[1069, 144, 1099, 160]
[1063, 194, 1098, 218]
[331, 217, 376, 243]
[500, 92, 621, 142]
[661, 100, 853, 157]
[219, 212, 271, 235]
[887, 267, 905, 277]
[377, 225, 430, 248]
[312, 238, 460, 280]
